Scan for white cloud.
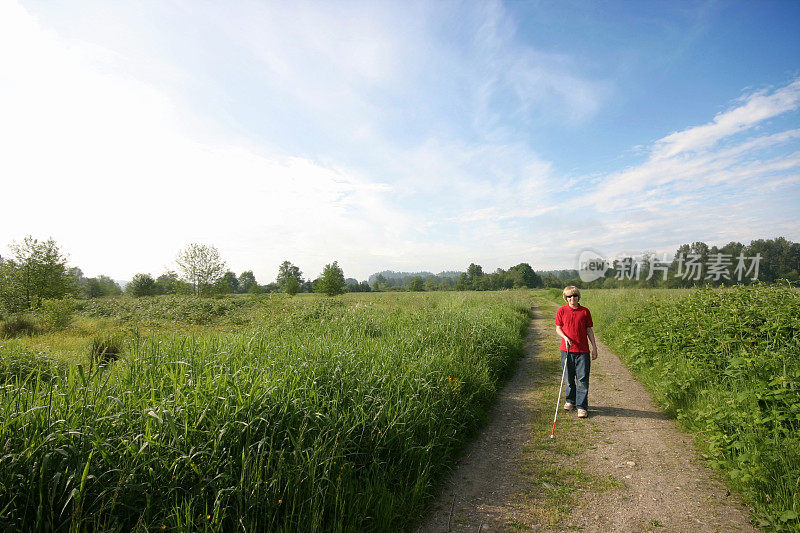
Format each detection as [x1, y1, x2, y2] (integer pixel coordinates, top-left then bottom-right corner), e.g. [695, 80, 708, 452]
[2, 1, 797, 280]
[4, 0, 571, 280]
[585, 80, 800, 213]
[536, 78, 800, 265]
[0, 1, 407, 281]
[653, 79, 800, 159]
[469, 1, 611, 127]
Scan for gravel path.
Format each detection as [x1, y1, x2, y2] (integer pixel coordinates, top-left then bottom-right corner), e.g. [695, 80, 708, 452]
[418, 301, 756, 532]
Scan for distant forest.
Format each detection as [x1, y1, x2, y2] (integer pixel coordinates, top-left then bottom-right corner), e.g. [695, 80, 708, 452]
[365, 263, 540, 292]
[365, 237, 799, 291]
[565, 236, 799, 289]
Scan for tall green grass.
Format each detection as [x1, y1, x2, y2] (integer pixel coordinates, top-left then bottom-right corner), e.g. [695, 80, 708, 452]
[579, 285, 799, 531]
[0, 291, 532, 531]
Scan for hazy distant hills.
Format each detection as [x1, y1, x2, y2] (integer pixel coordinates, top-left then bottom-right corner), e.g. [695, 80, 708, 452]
[367, 270, 462, 284]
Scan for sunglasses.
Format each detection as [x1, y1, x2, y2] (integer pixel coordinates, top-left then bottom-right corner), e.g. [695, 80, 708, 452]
[565, 294, 579, 299]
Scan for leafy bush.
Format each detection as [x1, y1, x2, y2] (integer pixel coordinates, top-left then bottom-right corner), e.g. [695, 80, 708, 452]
[126, 273, 159, 297]
[0, 313, 39, 338]
[80, 295, 251, 326]
[40, 296, 76, 331]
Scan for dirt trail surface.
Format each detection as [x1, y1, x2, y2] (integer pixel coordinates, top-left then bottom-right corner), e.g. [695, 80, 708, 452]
[418, 302, 756, 532]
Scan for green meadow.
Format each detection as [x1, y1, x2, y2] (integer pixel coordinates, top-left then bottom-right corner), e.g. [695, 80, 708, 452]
[0, 291, 532, 532]
[3, 285, 799, 531]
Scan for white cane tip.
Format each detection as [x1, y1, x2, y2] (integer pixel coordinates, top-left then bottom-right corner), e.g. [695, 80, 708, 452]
[549, 434, 554, 439]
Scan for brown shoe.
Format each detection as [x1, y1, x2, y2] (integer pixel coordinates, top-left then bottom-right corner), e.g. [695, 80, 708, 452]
[564, 403, 574, 411]
[577, 409, 588, 418]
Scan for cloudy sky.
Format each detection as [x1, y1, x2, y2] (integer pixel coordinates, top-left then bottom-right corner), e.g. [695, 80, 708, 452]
[1, 0, 799, 283]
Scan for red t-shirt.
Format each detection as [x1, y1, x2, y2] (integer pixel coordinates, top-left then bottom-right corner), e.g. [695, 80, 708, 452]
[555, 304, 593, 352]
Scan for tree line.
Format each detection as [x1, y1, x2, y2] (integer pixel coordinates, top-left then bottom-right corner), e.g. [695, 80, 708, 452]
[2, 235, 797, 314]
[544, 237, 800, 289]
[0, 237, 547, 314]
[0, 238, 353, 312]
[126, 257, 350, 298]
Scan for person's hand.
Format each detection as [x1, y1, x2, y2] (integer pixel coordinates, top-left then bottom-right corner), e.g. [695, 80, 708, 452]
[591, 346, 598, 360]
[565, 338, 572, 350]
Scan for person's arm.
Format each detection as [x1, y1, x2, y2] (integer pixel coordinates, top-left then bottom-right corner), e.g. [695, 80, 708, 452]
[555, 325, 572, 349]
[587, 327, 598, 360]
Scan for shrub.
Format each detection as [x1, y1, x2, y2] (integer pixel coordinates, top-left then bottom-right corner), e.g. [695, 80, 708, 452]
[40, 296, 76, 331]
[88, 334, 124, 369]
[0, 314, 39, 338]
[126, 273, 159, 297]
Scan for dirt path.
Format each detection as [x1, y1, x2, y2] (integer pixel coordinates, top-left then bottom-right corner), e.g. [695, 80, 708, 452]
[418, 300, 756, 532]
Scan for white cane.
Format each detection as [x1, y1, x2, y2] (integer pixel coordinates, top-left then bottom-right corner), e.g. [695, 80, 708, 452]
[550, 341, 569, 438]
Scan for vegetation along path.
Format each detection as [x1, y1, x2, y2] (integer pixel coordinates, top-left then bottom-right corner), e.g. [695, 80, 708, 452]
[419, 296, 755, 532]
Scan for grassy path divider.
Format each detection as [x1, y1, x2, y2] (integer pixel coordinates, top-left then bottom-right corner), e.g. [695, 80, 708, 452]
[524, 291, 621, 526]
[516, 295, 623, 525]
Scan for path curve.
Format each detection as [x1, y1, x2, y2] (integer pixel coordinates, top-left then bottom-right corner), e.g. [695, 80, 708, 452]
[418, 301, 756, 532]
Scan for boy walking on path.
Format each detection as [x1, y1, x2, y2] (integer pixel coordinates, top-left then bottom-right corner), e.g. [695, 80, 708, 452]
[555, 286, 598, 418]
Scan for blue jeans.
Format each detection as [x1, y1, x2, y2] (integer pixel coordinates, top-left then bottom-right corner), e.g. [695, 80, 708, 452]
[561, 351, 591, 410]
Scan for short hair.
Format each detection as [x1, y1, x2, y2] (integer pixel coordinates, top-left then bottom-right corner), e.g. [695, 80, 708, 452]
[563, 286, 581, 299]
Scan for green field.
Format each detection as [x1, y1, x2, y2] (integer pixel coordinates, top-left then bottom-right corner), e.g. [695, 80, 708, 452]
[0, 291, 532, 532]
[3, 286, 799, 531]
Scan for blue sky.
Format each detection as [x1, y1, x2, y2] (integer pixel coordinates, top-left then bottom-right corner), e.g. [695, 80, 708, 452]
[1, 0, 799, 283]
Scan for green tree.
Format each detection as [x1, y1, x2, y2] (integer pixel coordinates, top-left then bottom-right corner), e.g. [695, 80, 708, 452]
[277, 261, 303, 289]
[454, 272, 470, 291]
[745, 237, 800, 283]
[284, 276, 301, 296]
[84, 278, 104, 298]
[156, 271, 189, 294]
[372, 273, 388, 292]
[720, 241, 745, 257]
[249, 283, 265, 295]
[237, 271, 257, 294]
[466, 263, 485, 289]
[467, 263, 483, 282]
[485, 269, 507, 290]
[508, 263, 542, 288]
[716, 241, 746, 281]
[98, 275, 122, 296]
[262, 282, 279, 293]
[126, 273, 158, 297]
[315, 261, 346, 296]
[0, 236, 77, 312]
[175, 243, 227, 296]
[215, 271, 239, 294]
[84, 275, 122, 298]
[408, 276, 424, 291]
